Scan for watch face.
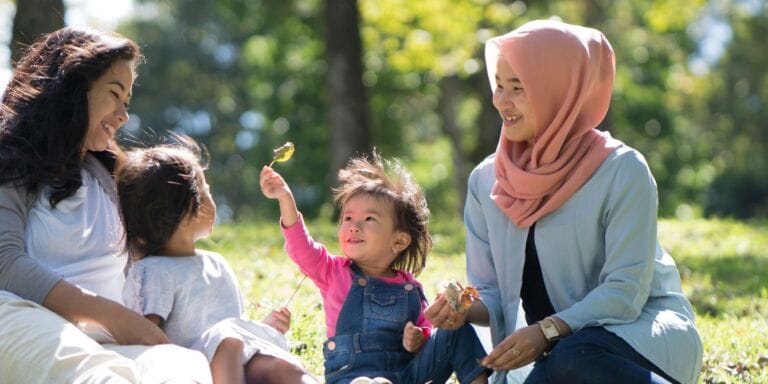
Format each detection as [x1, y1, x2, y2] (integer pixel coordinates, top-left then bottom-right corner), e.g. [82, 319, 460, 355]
[541, 320, 559, 340]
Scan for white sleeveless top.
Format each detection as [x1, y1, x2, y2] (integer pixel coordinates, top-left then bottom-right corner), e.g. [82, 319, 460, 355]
[25, 168, 127, 304]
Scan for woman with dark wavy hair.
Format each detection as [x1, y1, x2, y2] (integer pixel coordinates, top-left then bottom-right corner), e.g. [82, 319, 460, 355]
[0, 27, 211, 383]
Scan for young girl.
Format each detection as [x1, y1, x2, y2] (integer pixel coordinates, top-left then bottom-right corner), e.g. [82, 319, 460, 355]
[117, 137, 318, 384]
[260, 152, 490, 384]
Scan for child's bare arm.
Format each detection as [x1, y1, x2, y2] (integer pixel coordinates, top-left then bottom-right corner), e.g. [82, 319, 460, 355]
[260, 166, 300, 227]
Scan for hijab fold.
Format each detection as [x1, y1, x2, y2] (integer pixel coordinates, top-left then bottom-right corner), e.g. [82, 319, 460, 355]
[485, 20, 622, 228]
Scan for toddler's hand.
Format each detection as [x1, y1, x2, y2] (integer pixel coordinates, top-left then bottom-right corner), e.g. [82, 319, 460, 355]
[402, 321, 425, 353]
[260, 166, 291, 200]
[263, 306, 291, 334]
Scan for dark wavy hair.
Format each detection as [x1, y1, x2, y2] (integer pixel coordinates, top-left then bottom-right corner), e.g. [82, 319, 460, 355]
[0, 27, 142, 206]
[333, 151, 432, 276]
[117, 135, 209, 260]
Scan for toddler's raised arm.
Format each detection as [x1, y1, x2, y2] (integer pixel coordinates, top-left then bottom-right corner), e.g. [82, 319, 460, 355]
[259, 166, 300, 227]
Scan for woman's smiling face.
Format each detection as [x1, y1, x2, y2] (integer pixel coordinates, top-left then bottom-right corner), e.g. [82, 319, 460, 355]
[83, 59, 134, 152]
[492, 55, 537, 143]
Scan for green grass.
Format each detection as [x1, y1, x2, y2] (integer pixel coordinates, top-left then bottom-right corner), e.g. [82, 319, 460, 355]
[658, 219, 768, 384]
[198, 218, 768, 383]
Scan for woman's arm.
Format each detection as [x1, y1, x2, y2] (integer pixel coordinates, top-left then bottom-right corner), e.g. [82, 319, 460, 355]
[555, 151, 657, 331]
[464, 165, 504, 331]
[0, 185, 61, 303]
[145, 314, 164, 326]
[2, 184, 168, 346]
[44, 280, 169, 345]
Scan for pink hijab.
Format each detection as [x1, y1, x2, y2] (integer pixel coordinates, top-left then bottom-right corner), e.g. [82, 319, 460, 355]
[485, 20, 622, 228]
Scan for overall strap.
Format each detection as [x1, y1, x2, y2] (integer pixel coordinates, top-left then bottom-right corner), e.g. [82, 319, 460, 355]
[349, 262, 364, 278]
[415, 282, 428, 304]
[332, 262, 367, 335]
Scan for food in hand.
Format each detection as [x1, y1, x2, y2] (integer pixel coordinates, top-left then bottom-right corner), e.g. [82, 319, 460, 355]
[444, 280, 480, 313]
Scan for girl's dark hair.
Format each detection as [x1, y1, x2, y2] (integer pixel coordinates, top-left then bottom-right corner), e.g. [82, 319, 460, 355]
[333, 151, 432, 276]
[0, 26, 142, 206]
[116, 135, 208, 260]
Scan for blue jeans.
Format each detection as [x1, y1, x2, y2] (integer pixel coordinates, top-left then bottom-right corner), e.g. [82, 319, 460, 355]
[400, 324, 489, 384]
[524, 327, 679, 384]
[323, 264, 489, 384]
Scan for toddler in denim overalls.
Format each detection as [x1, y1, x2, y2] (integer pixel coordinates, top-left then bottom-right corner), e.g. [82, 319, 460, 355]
[261, 151, 490, 383]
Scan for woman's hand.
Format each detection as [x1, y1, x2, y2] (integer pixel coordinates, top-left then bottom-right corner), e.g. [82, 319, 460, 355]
[482, 325, 548, 371]
[424, 294, 469, 330]
[402, 321, 425, 353]
[263, 306, 292, 334]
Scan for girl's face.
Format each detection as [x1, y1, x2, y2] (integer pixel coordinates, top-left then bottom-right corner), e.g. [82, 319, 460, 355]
[84, 59, 134, 152]
[191, 173, 216, 241]
[492, 55, 537, 142]
[338, 194, 410, 273]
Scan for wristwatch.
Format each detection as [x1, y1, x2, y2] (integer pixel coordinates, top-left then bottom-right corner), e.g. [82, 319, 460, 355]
[538, 317, 562, 343]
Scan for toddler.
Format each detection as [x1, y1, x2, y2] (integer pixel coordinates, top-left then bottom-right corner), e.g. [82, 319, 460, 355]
[260, 151, 490, 384]
[118, 136, 316, 384]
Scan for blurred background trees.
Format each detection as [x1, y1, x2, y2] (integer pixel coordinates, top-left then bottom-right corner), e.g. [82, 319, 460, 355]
[3, 0, 767, 221]
[10, 0, 64, 62]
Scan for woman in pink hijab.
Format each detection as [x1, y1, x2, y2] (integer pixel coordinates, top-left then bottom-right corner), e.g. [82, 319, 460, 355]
[426, 20, 702, 384]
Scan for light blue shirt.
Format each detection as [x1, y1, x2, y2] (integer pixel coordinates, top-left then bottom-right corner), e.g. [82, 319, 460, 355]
[465, 145, 702, 384]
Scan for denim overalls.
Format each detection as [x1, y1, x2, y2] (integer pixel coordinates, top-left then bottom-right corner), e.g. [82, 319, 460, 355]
[323, 264, 489, 384]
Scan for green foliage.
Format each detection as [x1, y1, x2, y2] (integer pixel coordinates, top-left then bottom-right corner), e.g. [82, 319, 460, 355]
[112, 0, 768, 221]
[361, 0, 495, 77]
[695, 8, 768, 218]
[123, 0, 329, 221]
[207, 217, 768, 382]
[359, 0, 715, 217]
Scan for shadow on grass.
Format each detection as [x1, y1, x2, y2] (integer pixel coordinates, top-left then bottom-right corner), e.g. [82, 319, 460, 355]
[678, 254, 768, 317]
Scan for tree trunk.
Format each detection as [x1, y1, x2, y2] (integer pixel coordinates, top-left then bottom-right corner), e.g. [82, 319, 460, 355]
[471, 71, 501, 165]
[439, 75, 468, 215]
[325, 0, 370, 179]
[11, 0, 65, 65]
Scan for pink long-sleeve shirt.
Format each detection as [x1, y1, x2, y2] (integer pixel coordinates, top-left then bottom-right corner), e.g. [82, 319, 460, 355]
[282, 216, 431, 338]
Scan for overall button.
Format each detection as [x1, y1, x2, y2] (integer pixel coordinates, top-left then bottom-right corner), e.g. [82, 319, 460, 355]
[327, 341, 336, 350]
[357, 278, 367, 286]
[404, 284, 414, 291]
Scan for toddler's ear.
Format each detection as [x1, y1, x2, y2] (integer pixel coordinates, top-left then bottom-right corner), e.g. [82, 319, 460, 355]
[393, 232, 412, 253]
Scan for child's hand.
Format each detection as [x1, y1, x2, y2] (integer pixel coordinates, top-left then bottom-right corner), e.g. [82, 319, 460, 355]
[262, 306, 291, 334]
[259, 165, 300, 227]
[402, 321, 425, 353]
[260, 166, 291, 200]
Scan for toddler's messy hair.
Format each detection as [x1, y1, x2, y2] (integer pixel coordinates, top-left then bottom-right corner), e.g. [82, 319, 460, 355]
[333, 151, 432, 276]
